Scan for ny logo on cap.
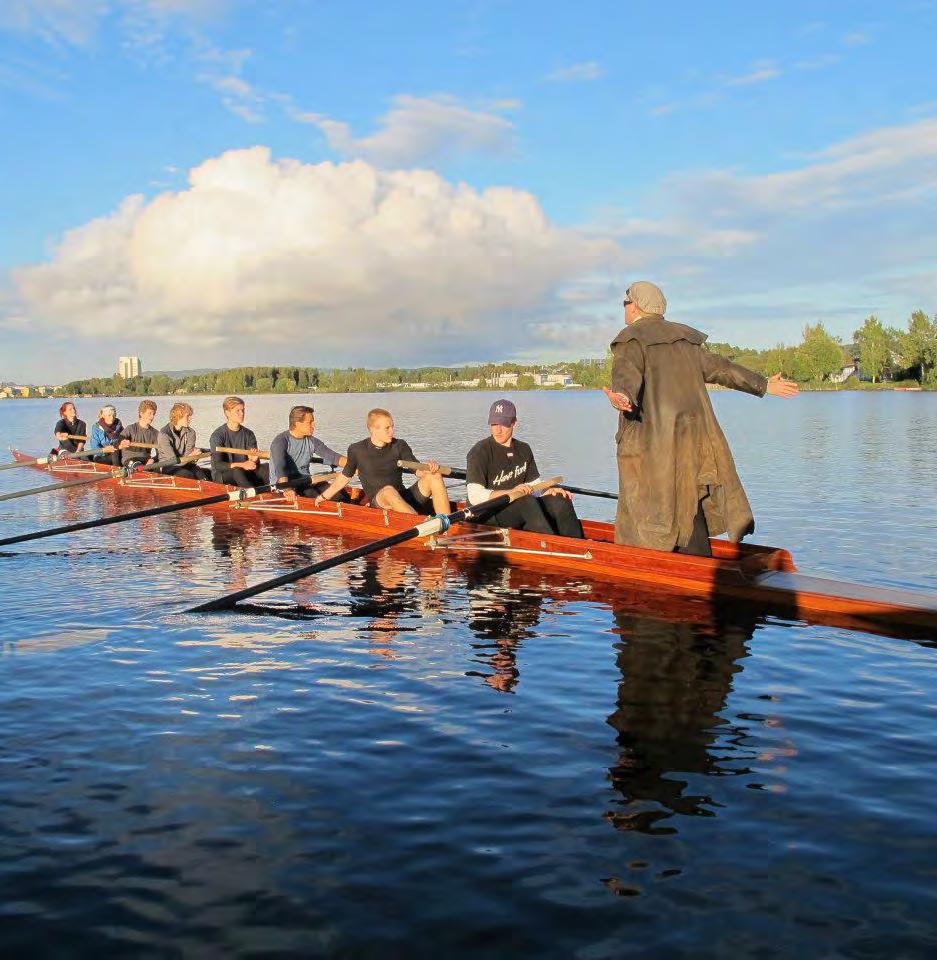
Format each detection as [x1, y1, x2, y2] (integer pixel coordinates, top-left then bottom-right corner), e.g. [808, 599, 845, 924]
[495, 404, 504, 413]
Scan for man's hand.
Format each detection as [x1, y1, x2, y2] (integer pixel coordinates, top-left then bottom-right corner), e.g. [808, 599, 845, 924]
[241, 458, 258, 471]
[766, 373, 799, 398]
[118, 439, 131, 449]
[282, 489, 297, 503]
[415, 459, 441, 478]
[54, 431, 69, 442]
[602, 387, 633, 412]
[543, 486, 572, 500]
[512, 483, 533, 497]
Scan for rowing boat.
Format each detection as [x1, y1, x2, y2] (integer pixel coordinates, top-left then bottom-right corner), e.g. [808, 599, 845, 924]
[7, 448, 937, 638]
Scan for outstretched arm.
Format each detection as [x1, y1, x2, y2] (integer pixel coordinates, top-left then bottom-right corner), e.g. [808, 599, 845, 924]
[700, 351, 770, 396]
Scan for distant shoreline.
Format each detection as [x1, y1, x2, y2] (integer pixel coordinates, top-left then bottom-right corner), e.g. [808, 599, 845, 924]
[4, 383, 932, 400]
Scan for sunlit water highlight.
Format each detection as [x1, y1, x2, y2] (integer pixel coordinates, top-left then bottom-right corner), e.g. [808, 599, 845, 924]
[1, 391, 936, 957]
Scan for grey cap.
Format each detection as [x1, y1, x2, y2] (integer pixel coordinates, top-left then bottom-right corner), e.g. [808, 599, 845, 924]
[624, 280, 666, 315]
[488, 398, 517, 426]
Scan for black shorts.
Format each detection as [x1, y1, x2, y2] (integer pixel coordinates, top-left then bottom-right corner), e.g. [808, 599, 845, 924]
[400, 483, 433, 515]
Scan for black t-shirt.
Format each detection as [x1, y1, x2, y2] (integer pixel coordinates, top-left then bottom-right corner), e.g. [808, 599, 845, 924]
[342, 437, 416, 502]
[54, 418, 87, 453]
[209, 424, 260, 480]
[466, 436, 539, 492]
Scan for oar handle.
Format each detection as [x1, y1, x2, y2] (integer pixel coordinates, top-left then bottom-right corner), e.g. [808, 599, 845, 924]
[397, 460, 455, 476]
[214, 446, 270, 459]
[506, 476, 562, 501]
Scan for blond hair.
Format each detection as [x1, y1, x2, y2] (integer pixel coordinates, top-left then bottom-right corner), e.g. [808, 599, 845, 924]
[169, 402, 194, 426]
[222, 396, 245, 413]
[367, 408, 392, 427]
[138, 399, 157, 416]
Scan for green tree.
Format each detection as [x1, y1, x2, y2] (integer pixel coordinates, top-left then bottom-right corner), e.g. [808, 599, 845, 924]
[854, 314, 897, 384]
[900, 310, 937, 385]
[255, 376, 275, 393]
[274, 377, 296, 392]
[797, 322, 844, 382]
[517, 373, 537, 390]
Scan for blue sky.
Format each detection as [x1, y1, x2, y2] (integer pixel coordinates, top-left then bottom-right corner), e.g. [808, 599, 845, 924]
[2, 0, 936, 383]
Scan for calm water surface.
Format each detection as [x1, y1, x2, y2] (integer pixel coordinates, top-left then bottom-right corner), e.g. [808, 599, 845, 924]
[1, 391, 936, 958]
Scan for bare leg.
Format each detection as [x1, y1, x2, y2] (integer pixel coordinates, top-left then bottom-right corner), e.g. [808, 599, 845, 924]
[417, 472, 451, 514]
[374, 485, 416, 514]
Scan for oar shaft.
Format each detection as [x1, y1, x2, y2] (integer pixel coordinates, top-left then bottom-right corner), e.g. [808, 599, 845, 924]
[0, 472, 114, 503]
[68, 435, 155, 451]
[397, 460, 617, 500]
[214, 446, 271, 459]
[0, 452, 203, 504]
[397, 459, 454, 476]
[0, 481, 282, 548]
[0, 447, 116, 472]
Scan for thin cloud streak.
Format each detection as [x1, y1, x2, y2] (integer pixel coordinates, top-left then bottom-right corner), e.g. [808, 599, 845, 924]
[543, 61, 604, 83]
[296, 94, 516, 168]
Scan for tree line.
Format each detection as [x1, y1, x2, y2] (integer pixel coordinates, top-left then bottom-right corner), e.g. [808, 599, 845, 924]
[53, 309, 936, 397]
[705, 309, 937, 387]
[54, 359, 612, 397]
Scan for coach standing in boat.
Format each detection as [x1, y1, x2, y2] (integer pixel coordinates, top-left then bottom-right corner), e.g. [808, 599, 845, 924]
[604, 281, 798, 556]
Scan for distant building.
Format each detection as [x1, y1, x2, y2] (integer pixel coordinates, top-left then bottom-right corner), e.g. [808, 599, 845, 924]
[118, 356, 142, 379]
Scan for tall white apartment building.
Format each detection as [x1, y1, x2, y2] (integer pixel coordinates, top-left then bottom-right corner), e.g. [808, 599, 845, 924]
[118, 356, 142, 379]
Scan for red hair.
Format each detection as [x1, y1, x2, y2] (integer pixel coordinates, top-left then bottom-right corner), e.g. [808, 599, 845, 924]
[59, 401, 76, 417]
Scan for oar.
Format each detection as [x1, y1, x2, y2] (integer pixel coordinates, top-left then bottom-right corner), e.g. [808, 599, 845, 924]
[0, 476, 303, 548]
[397, 460, 618, 501]
[189, 476, 563, 612]
[0, 452, 200, 505]
[0, 448, 104, 472]
[68, 435, 156, 452]
[214, 446, 271, 459]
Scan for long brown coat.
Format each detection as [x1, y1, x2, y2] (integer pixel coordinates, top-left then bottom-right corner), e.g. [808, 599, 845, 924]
[610, 315, 767, 551]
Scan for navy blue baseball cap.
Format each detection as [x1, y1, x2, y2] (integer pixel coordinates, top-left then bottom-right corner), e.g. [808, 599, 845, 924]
[488, 399, 517, 425]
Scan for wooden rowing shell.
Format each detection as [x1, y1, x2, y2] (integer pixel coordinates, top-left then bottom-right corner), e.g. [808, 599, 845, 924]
[8, 448, 937, 639]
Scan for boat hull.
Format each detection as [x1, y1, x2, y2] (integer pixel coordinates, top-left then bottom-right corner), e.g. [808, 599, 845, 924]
[8, 449, 937, 638]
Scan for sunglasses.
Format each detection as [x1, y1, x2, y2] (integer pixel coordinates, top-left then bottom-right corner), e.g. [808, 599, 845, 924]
[622, 298, 632, 307]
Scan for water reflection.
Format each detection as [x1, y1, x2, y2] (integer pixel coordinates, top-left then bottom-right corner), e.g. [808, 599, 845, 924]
[463, 558, 546, 692]
[605, 599, 764, 834]
[346, 554, 446, 655]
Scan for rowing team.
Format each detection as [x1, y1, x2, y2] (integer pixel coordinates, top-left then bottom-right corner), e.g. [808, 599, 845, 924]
[52, 396, 584, 539]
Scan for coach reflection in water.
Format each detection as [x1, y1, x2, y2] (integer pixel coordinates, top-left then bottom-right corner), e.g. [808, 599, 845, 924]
[605, 601, 760, 833]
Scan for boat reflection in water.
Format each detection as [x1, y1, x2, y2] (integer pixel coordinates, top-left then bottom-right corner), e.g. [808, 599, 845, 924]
[201, 516, 795, 836]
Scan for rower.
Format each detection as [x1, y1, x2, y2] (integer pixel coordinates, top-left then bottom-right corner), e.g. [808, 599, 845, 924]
[53, 402, 87, 453]
[314, 408, 450, 515]
[465, 399, 583, 538]
[88, 405, 124, 466]
[269, 405, 351, 500]
[156, 402, 210, 480]
[209, 396, 269, 488]
[118, 400, 158, 466]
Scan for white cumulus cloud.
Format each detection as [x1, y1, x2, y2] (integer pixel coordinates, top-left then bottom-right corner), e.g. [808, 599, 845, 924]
[11, 147, 615, 361]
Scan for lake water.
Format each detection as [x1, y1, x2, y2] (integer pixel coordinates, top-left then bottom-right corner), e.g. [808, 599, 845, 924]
[1, 390, 936, 958]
